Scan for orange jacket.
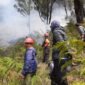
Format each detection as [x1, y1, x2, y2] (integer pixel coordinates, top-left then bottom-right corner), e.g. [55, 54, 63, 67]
[44, 39, 50, 47]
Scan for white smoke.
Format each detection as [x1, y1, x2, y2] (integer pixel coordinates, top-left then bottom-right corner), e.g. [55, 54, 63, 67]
[0, 0, 69, 47]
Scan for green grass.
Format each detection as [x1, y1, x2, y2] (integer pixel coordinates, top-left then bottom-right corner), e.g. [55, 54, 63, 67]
[0, 22, 85, 85]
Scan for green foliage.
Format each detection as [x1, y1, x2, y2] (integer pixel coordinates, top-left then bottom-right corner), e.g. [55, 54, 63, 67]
[0, 37, 85, 85]
[53, 39, 85, 59]
[53, 38, 85, 81]
[71, 81, 85, 85]
[0, 57, 23, 85]
[0, 22, 85, 85]
[66, 22, 80, 39]
[34, 44, 43, 62]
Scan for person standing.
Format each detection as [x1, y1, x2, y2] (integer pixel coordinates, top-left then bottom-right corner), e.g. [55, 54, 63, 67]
[42, 32, 50, 63]
[50, 20, 70, 85]
[20, 37, 37, 80]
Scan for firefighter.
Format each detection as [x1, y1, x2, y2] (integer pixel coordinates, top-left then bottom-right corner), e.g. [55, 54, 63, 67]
[50, 20, 71, 85]
[42, 32, 50, 63]
[20, 37, 37, 79]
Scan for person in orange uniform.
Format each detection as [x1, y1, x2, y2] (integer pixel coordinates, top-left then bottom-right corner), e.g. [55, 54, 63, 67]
[42, 32, 50, 63]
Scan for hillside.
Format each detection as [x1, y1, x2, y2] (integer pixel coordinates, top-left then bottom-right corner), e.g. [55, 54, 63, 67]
[0, 22, 85, 85]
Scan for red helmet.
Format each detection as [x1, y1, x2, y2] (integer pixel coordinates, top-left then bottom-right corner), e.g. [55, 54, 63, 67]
[44, 32, 49, 37]
[24, 37, 34, 44]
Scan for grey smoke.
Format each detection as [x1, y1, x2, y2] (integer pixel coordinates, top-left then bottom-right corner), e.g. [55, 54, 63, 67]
[0, 0, 69, 47]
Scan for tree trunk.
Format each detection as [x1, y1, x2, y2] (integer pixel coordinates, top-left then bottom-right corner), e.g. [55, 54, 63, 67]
[74, 0, 84, 23]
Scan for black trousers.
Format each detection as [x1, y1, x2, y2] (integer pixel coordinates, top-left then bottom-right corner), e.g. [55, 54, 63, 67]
[43, 47, 50, 63]
[50, 59, 68, 85]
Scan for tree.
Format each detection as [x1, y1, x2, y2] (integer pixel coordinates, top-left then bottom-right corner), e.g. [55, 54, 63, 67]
[74, 0, 84, 23]
[33, 0, 85, 23]
[15, 0, 85, 24]
[33, 0, 55, 24]
[14, 0, 72, 24]
[14, 0, 31, 16]
[14, 0, 32, 33]
[33, 0, 73, 23]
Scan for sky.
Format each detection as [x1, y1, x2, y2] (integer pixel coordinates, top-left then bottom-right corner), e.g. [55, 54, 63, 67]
[0, 0, 69, 47]
[0, 0, 30, 46]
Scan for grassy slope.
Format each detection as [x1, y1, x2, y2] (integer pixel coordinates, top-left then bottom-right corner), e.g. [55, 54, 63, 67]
[0, 22, 85, 85]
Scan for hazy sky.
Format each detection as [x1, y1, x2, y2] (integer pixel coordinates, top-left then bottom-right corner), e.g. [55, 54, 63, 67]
[0, 0, 29, 46]
[0, 0, 69, 46]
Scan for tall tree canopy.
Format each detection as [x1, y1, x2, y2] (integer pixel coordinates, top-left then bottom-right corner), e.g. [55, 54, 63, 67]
[14, 0, 31, 16]
[14, 0, 32, 33]
[33, 0, 55, 24]
[15, 0, 85, 24]
[33, 0, 85, 23]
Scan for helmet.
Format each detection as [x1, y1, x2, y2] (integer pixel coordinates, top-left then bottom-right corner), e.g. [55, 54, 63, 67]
[24, 37, 34, 44]
[44, 32, 49, 37]
[50, 20, 60, 29]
